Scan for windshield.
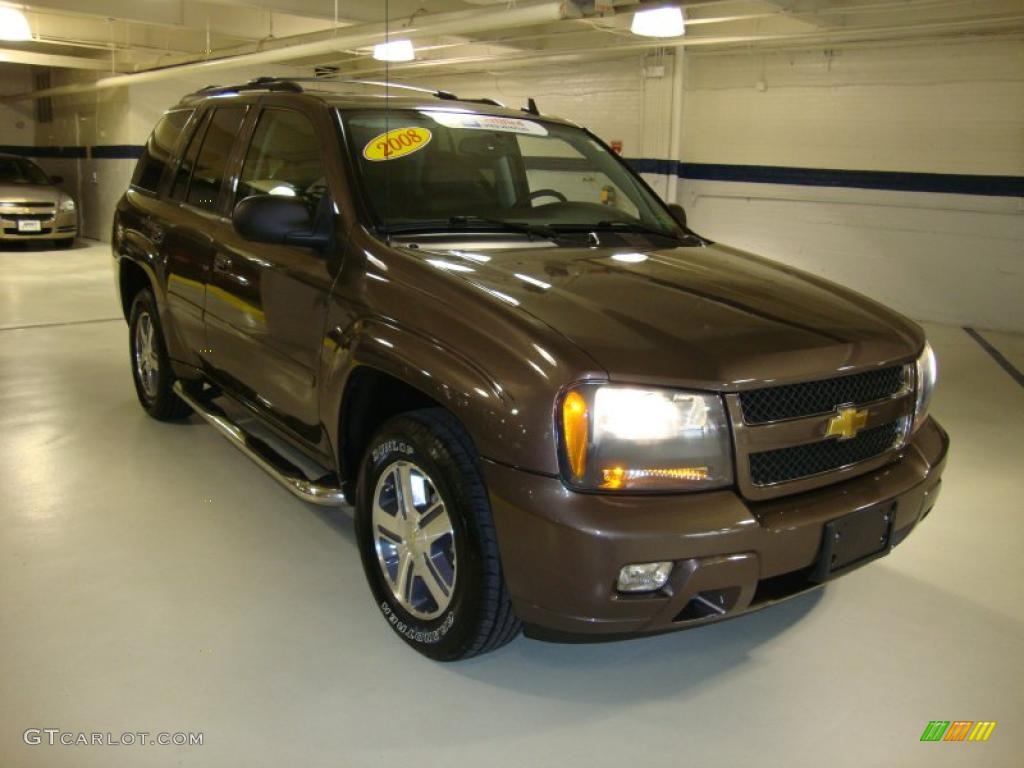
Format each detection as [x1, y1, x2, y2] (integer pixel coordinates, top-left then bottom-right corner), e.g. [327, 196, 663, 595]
[0, 157, 50, 186]
[340, 109, 682, 240]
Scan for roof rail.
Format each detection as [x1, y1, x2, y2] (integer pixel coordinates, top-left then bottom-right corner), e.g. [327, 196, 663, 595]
[298, 77, 459, 100]
[183, 76, 463, 103]
[184, 77, 303, 101]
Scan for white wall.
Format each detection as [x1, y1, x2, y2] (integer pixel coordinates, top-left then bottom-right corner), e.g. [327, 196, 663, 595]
[38, 71, 133, 241]
[676, 40, 1024, 333]
[0, 65, 36, 147]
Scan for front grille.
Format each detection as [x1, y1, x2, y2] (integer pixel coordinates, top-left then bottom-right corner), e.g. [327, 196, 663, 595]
[1, 213, 54, 223]
[4, 227, 52, 235]
[2, 202, 53, 209]
[749, 421, 901, 486]
[739, 366, 906, 424]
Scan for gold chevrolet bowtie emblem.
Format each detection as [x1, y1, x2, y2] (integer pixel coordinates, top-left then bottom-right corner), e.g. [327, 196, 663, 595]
[826, 406, 869, 440]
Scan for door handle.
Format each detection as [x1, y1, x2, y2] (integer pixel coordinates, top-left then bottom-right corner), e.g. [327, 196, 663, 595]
[213, 253, 232, 273]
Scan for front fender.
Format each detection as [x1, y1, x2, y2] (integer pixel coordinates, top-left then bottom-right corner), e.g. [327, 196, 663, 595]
[320, 317, 556, 477]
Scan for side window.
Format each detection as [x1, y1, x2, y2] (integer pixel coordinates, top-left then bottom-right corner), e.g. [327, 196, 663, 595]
[170, 111, 210, 203]
[236, 108, 324, 214]
[131, 109, 193, 193]
[183, 107, 247, 212]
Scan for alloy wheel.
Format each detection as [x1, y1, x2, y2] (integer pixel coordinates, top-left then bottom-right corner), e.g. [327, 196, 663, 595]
[371, 460, 457, 620]
[133, 311, 160, 400]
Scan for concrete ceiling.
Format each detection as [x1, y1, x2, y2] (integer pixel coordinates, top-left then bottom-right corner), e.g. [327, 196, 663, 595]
[0, 0, 1022, 86]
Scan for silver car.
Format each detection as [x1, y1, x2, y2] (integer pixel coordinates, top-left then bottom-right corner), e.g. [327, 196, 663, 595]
[0, 154, 77, 248]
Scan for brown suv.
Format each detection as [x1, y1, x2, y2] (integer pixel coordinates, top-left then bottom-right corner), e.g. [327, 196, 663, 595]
[113, 78, 947, 659]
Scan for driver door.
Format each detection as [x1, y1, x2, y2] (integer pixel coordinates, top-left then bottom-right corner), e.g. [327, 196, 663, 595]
[204, 104, 339, 448]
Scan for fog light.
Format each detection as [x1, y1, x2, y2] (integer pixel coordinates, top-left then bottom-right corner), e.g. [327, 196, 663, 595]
[617, 561, 673, 593]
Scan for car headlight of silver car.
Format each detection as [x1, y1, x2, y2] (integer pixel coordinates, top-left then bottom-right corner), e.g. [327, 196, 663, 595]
[58, 196, 75, 212]
[912, 341, 937, 433]
[558, 383, 733, 491]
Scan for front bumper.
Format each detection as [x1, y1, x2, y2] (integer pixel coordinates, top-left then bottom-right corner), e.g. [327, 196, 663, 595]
[0, 210, 77, 241]
[485, 416, 948, 640]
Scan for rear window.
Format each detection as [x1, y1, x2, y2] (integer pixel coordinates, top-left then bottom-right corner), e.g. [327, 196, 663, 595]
[131, 109, 194, 193]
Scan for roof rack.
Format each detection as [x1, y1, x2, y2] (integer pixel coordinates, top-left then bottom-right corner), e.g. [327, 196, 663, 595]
[183, 77, 456, 102]
[181, 77, 519, 110]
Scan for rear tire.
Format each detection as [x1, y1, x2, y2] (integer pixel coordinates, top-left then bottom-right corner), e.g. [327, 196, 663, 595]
[128, 289, 192, 421]
[355, 408, 520, 660]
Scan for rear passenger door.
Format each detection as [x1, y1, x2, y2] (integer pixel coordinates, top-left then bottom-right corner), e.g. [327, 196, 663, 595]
[161, 105, 249, 361]
[203, 103, 340, 449]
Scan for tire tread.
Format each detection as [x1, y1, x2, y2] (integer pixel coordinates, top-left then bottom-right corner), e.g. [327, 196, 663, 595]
[398, 407, 521, 659]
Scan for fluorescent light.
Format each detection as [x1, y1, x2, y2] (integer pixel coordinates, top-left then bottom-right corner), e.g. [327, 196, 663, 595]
[631, 6, 685, 38]
[0, 7, 31, 41]
[373, 39, 415, 62]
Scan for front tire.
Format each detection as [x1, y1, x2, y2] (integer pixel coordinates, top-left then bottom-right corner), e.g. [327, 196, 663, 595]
[355, 408, 520, 660]
[128, 289, 191, 421]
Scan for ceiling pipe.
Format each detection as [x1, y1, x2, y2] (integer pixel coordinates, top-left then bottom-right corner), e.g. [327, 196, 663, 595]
[0, 48, 111, 70]
[1, 0, 570, 102]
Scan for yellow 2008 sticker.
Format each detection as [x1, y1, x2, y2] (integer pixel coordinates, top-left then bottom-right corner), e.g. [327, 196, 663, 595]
[363, 127, 432, 161]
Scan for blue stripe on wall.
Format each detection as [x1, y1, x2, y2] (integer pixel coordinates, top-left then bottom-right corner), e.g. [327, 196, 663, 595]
[0, 145, 86, 159]
[628, 159, 1024, 198]
[89, 145, 145, 160]
[3, 144, 1021, 197]
[1, 145, 144, 160]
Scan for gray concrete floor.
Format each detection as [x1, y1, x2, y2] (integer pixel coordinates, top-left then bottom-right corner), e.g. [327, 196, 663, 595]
[1, 241, 1022, 767]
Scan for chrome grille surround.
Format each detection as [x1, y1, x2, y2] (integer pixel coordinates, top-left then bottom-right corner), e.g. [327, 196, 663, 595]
[728, 365, 915, 500]
[739, 365, 908, 424]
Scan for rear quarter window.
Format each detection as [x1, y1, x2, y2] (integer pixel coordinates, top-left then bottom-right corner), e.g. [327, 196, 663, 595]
[131, 109, 194, 193]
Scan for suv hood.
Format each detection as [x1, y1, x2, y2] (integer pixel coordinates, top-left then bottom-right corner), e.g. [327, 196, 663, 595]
[409, 241, 923, 389]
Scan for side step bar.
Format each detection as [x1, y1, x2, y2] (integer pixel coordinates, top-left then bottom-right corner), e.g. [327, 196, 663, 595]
[173, 382, 348, 507]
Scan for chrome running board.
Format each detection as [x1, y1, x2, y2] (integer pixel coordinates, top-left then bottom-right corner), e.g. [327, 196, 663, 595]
[173, 382, 348, 507]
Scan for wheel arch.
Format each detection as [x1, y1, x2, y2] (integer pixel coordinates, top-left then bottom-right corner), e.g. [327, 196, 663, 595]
[118, 258, 155, 321]
[323, 319, 519, 490]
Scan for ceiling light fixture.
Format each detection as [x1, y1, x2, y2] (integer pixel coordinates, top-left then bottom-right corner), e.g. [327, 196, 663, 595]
[373, 39, 415, 62]
[0, 6, 31, 42]
[631, 6, 685, 38]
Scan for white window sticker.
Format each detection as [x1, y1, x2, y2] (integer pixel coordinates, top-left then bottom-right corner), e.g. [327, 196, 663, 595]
[423, 111, 549, 137]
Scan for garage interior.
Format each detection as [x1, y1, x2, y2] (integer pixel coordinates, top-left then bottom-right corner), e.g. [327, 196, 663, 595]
[1, 1, 1022, 766]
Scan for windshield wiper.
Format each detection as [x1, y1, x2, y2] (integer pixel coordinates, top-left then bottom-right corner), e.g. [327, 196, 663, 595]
[591, 220, 685, 239]
[592, 220, 709, 245]
[447, 216, 559, 241]
[380, 216, 559, 241]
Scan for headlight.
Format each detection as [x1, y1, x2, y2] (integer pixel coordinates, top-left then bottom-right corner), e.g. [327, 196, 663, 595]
[59, 197, 75, 212]
[559, 384, 733, 491]
[912, 341, 937, 433]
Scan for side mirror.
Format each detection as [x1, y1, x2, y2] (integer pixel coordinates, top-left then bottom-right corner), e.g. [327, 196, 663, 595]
[232, 195, 329, 249]
[49, 175, 64, 185]
[667, 203, 687, 230]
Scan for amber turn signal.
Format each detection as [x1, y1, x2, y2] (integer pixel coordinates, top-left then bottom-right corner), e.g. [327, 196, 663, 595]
[600, 466, 710, 490]
[562, 390, 589, 481]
